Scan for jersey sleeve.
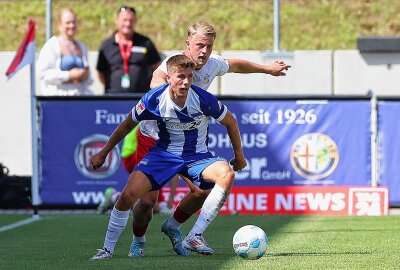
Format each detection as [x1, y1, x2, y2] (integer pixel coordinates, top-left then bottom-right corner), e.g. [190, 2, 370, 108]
[157, 58, 168, 74]
[212, 54, 230, 76]
[155, 52, 181, 74]
[131, 95, 155, 122]
[212, 100, 228, 122]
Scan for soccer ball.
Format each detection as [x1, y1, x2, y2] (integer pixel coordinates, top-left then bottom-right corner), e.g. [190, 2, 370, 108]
[232, 225, 268, 260]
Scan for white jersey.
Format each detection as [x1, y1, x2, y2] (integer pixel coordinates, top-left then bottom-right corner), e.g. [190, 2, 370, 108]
[140, 53, 230, 139]
[132, 83, 227, 156]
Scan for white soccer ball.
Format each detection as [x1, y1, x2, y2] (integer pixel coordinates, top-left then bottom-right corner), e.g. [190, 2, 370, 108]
[232, 225, 268, 260]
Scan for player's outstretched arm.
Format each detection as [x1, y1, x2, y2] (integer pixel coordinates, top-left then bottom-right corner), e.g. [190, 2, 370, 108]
[227, 59, 291, 76]
[219, 111, 247, 171]
[91, 112, 138, 170]
[150, 69, 168, 88]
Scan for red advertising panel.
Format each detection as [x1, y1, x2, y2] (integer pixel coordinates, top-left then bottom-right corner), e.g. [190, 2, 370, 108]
[160, 186, 388, 216]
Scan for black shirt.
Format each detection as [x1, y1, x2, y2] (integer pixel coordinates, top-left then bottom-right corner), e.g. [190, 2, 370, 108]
[97, 32, 161, 94]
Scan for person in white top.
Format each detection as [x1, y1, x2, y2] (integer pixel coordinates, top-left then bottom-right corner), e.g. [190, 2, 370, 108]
[120, 21, 291, 257]
[37, 8, 93, 96]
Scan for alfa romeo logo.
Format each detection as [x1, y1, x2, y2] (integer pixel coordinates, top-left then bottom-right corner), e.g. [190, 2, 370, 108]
[290, 133, 339, 180]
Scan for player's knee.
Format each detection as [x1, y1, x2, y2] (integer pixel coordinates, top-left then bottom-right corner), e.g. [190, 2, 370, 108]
[121, 188, 138, 201]
[216, 166, 235, 189]
[139, 195, 157, 210]
[116, 190, 137, 211]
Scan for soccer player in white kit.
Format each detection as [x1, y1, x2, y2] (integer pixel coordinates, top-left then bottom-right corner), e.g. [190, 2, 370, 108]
[90, 54, 246, 260]
[122, 21, 291, 257]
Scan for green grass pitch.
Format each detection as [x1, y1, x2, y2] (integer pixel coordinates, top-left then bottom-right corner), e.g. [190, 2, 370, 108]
[0, 214, 399, 270]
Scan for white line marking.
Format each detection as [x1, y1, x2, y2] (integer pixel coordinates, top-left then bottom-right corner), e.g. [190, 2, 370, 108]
[0, 215, 41, 233]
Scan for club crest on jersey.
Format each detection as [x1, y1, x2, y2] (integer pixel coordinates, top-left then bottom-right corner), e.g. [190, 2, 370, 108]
[203, 74, 210, 85]
[136, 100, 145, 115]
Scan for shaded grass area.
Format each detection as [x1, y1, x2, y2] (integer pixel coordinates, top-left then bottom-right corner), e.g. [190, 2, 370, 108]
[1, 0, 400, 51]
[0, 214, 399, 269]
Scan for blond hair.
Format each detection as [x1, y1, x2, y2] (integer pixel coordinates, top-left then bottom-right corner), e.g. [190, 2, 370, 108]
[187, 21, 216, 39]
[167, 55, 195, 73]
[60, 8, 75, 20]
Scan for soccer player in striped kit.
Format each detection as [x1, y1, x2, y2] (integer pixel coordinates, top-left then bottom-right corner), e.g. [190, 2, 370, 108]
[90, 54, 246, 260]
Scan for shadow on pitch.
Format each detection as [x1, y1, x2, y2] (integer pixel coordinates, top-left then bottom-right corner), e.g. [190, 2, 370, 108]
[269, 251, 373, 257]
[278, 228, 400, 234]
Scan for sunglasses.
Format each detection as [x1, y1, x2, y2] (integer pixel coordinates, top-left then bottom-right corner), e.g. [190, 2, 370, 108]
[119, 6, 136, 14]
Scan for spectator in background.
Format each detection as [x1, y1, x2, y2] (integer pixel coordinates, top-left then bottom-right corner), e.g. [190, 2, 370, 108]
[37, 8, 93, 96]
[96, 6, 175, 220]
[96, 6, 161, 94]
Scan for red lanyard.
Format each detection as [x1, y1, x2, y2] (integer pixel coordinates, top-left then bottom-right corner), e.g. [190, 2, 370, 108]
[117, 33, 133, 75]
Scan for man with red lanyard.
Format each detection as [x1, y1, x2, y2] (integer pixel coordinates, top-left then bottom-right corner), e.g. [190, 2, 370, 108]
[96, 5, 177, 252]
[97, 6, 161, 94]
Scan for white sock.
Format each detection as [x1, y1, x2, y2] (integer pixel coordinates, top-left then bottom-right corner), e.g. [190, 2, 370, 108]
[133, 235, 146, 243]
[187, 184, 229, 237]
[167, 215, 182, 229]
[103, 206, 130, 253]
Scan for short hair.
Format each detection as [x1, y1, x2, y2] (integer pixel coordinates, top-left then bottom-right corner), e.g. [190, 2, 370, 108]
[59, 8, 75, 21]
[187, 21, 216, 40]
[118, 6, 136, 15]
[166, 55, 195, 73]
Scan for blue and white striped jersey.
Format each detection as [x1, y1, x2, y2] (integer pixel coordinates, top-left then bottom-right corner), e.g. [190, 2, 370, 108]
[131, 83, 227, 156]
[140, 53, 230, 139]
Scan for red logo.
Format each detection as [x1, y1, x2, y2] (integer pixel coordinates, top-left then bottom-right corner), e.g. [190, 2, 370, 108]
[136, 100, 145, 115]
[348, 188, 389, 216]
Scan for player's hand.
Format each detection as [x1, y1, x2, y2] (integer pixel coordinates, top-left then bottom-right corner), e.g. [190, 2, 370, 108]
[90, 153, 106, 170]
[230, 156, 247, 171]
[268, 60, 291, 76]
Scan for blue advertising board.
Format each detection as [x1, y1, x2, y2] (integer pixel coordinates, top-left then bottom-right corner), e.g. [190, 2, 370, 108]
[40, 100, 134, 205]
[209, 100, 371, 186]
[378, 100, 400, 205]
[39, 99, 371, 205]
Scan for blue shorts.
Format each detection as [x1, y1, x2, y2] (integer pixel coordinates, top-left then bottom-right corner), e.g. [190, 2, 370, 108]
[134, 147, 225, 191]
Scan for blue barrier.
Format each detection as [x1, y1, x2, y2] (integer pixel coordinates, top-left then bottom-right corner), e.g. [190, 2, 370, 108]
[378, 100, 400, 205]
[38, 96, 377, 206]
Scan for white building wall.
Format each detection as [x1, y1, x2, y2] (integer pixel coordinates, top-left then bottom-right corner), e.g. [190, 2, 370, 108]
[334, 50, 400, 95]
[220, 50, 333, 95]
